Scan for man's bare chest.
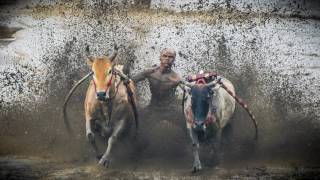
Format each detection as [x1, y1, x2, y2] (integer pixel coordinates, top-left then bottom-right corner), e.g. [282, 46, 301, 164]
[149, 73, 179, 88]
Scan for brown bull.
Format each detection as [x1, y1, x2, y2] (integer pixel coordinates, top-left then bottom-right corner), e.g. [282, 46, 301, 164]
[63, 46, 138, 167]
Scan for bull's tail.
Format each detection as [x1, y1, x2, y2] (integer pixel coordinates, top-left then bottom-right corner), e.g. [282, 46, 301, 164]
[219, 80, 258, 140]
[63, 72, 93, 134]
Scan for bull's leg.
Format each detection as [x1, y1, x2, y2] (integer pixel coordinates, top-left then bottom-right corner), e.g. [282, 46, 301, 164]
[94, 119, 113, 139]
[99, 102, 113, 138]
[215, 128, 222, 147]
[221, 123, 233, 146]
[99, 119, 125, 168]
[213, 128, 223, 164]
[188, 128, 202, 173]
[85, 116, 101, 159]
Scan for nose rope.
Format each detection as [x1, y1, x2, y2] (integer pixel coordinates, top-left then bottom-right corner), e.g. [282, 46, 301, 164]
[106, 73, 114, 93]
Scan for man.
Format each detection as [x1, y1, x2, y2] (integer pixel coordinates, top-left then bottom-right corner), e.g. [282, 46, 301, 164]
[132, 48, 182, 107]
[131, 48, 186, 157]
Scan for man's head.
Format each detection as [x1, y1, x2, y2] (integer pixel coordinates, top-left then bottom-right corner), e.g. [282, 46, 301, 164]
[160, 48, 176, 70]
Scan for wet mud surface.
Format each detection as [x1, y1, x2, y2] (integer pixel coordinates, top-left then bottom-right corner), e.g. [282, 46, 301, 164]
[1, 90, 319, 179]
[1, 109, 320, 180]
[1, 156, 320, 180]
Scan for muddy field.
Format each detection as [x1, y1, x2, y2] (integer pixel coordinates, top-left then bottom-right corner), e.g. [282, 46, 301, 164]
[1, 104, 320, 179]
[1, 156, 320, 180]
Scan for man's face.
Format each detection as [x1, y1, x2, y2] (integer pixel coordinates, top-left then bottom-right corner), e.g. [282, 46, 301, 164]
[160, 51, 175, 69]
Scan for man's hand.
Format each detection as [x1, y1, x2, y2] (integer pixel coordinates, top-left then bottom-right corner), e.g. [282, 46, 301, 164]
[122, 78, 130, 85]
[113, 69, 131, 85]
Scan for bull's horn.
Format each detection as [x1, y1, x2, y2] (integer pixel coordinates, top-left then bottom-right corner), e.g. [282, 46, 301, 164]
[109, 44, 119, 62]
[63, 72, 93, 134]
[205, 80, 217, 88]
[205, 77, 222, 88]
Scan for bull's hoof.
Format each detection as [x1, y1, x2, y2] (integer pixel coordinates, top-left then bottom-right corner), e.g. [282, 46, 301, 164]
[86, 131, 95, 141]
[96, 154, 103, 160]
[102, 126, 113, 138]
[192, 166, 202, 173]
[98, 157, 110, 168]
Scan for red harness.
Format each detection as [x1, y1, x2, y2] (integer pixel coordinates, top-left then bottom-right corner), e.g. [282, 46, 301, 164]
[186, 72, 218, 83]
[204, 115, 215, 125]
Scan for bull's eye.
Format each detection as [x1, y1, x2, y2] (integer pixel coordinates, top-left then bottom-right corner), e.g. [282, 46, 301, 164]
[106, 68, 112, 75]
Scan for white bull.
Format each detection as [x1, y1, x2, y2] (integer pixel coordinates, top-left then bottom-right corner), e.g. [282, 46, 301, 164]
[181, 77, 236, 172]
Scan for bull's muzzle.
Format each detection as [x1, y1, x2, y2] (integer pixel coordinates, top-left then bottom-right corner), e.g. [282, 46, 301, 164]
[96, 92, 107, 101]
[193, 120, 206, 132]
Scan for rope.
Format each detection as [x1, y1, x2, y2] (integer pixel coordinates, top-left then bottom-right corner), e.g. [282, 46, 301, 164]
[125, 83, 139, 130]
[63, 72, 93, 134]
[112, 69, 139, 130]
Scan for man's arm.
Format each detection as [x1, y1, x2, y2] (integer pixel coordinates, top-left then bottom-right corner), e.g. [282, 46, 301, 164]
[178, 80, 193, 90]
[131, 66, 159, 83]
[131, 71, 147, 83]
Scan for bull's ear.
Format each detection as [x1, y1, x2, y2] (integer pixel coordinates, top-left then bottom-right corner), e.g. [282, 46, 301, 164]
[87, 57, 94, 66]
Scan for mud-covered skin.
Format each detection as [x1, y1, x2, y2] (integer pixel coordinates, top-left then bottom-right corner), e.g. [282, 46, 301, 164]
[132, 49, 186, 160]
[132, 49, 182, 106]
